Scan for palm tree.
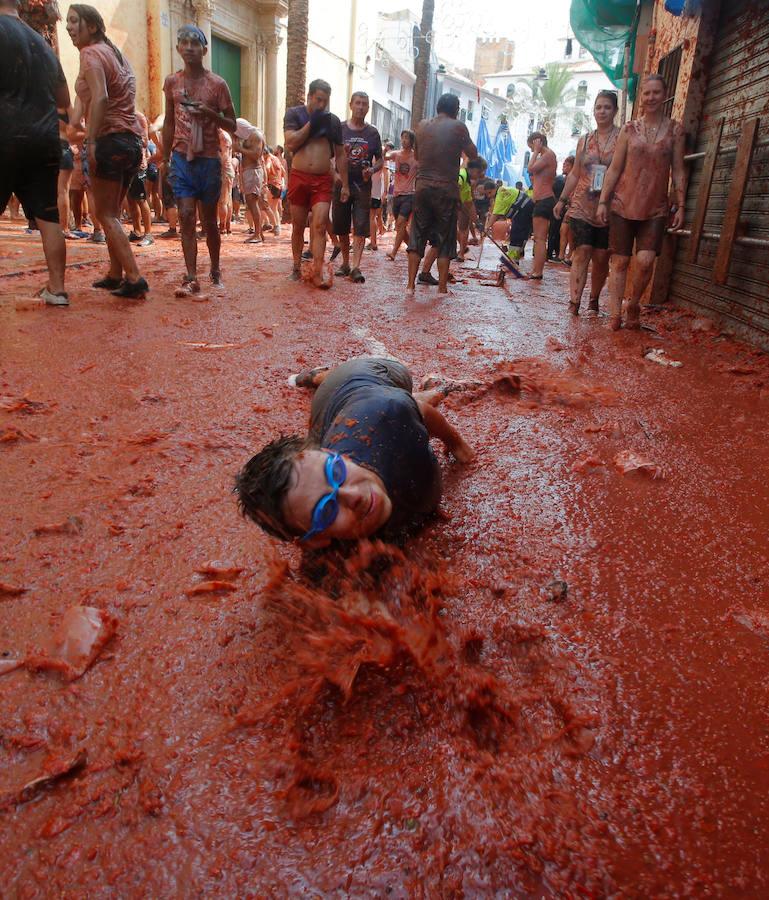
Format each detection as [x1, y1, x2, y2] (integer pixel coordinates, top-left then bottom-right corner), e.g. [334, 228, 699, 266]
[285, 0, 309, 110]
[411, 0, 434, 125]
[517, 62, 580, 136]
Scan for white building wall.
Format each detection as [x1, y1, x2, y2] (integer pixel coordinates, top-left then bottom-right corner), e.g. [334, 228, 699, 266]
[482, 65, 615, 182]
[377, 13, 419, 72]
[440, 75, 507, 146]
[290, 2, 408, 129]
[369, 59, 415, 143]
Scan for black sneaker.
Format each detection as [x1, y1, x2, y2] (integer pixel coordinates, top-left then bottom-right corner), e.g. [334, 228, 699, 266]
[128, 231, 141, 242]
[111, 277, 149, 299]
[418, 271, 439, 286]
[93, 276, 123, 290]
[301, 250, 313, 260]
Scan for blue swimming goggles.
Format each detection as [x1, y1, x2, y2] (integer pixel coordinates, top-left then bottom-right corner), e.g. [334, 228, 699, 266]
[301, 452, 347, 542]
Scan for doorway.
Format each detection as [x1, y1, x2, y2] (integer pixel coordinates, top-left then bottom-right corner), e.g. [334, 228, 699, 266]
[211, 35, 242, 117]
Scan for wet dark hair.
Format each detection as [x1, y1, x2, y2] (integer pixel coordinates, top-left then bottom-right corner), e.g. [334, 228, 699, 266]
[483, 178, 497, 190]
[468, 157, 486, 172]
[528, 131, 547, 146]
[400, 129, 415, 145]
[436, 93, 460, 118]
[350, 91, 369, 103]
[235, 435, 317, 541]
[564, 155, 576, 165]
[275, 144, 284, 153]
[69, 4, 124, 65]
[308, 78, 332, 97]
[595, 89, 619, 111]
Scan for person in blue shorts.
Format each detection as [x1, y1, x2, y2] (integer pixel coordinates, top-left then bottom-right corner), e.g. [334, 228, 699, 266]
[161, 25, 236, 294]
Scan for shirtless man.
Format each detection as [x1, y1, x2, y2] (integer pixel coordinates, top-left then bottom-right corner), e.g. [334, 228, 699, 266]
[238, 121, 266, 244]
[406, 93, 477, 296]
[526, 131, 557, 280]
[284, 78, 349, 288]
[263, 146, 283, 236]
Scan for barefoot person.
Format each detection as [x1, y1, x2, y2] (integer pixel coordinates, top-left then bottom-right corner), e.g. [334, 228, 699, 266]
[0, 0, 71, 305]
[385, 129, 417, 262]
[554, 91, 620, 315]
[238, 121, 266, 245]
[235, 358, 474, 547]
[263, 146, 283, 237]
[332, 91, 382, 283]
[284, 79, 349, 288]
[218, 129, 234, 234]
[597, 74, 686, 330]
[162, 25, 236, 294]
[406, 93, 477, 296]
[526, 131, 557, 280]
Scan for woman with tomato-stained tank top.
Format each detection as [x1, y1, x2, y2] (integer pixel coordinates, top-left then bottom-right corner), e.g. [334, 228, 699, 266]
[596, 74, 687, 331]
[66, 4, 148, 299]
[554, 90, 621, 317]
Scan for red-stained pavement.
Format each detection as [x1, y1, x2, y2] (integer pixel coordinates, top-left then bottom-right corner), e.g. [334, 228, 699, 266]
[1, 218, 768, 896]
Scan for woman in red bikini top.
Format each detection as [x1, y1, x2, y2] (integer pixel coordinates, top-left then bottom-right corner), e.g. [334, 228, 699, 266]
[597, 74, 687, 332]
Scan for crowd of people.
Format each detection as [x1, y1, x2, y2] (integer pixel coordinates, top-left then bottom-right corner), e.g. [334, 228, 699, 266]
[1, 0, 688, 547]
[1, 1, 685, 329]
[237, 77, 687, 546]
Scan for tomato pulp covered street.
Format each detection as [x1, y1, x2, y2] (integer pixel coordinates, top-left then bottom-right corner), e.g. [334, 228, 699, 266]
[1, 226, 769, 895]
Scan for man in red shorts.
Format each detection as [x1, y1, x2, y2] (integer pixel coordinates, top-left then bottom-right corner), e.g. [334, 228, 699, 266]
[284, 78, 349, 289]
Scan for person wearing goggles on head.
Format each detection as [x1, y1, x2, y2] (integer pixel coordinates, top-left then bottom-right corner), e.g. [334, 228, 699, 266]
[235, 358, 475, 548]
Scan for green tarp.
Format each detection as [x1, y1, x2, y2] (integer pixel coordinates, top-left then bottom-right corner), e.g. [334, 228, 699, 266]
[570, 0, 640, 99]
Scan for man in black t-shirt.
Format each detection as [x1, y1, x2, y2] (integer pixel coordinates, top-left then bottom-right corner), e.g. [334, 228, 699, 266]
[0, 0, 72, 305]
[235, 358, 474, 548]
[332, 92, 382, 285]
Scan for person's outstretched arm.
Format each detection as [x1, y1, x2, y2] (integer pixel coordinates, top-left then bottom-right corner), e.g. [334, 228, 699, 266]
[417, 401, 475, 463]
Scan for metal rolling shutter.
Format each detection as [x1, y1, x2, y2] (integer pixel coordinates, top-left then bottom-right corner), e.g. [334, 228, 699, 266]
[670, 0, 769, 345]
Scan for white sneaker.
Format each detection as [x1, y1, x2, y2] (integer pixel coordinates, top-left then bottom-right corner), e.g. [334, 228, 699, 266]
[39, 287, 69, 307]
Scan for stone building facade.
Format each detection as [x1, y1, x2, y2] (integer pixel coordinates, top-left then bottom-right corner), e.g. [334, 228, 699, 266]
[55, 0, 288, 145]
